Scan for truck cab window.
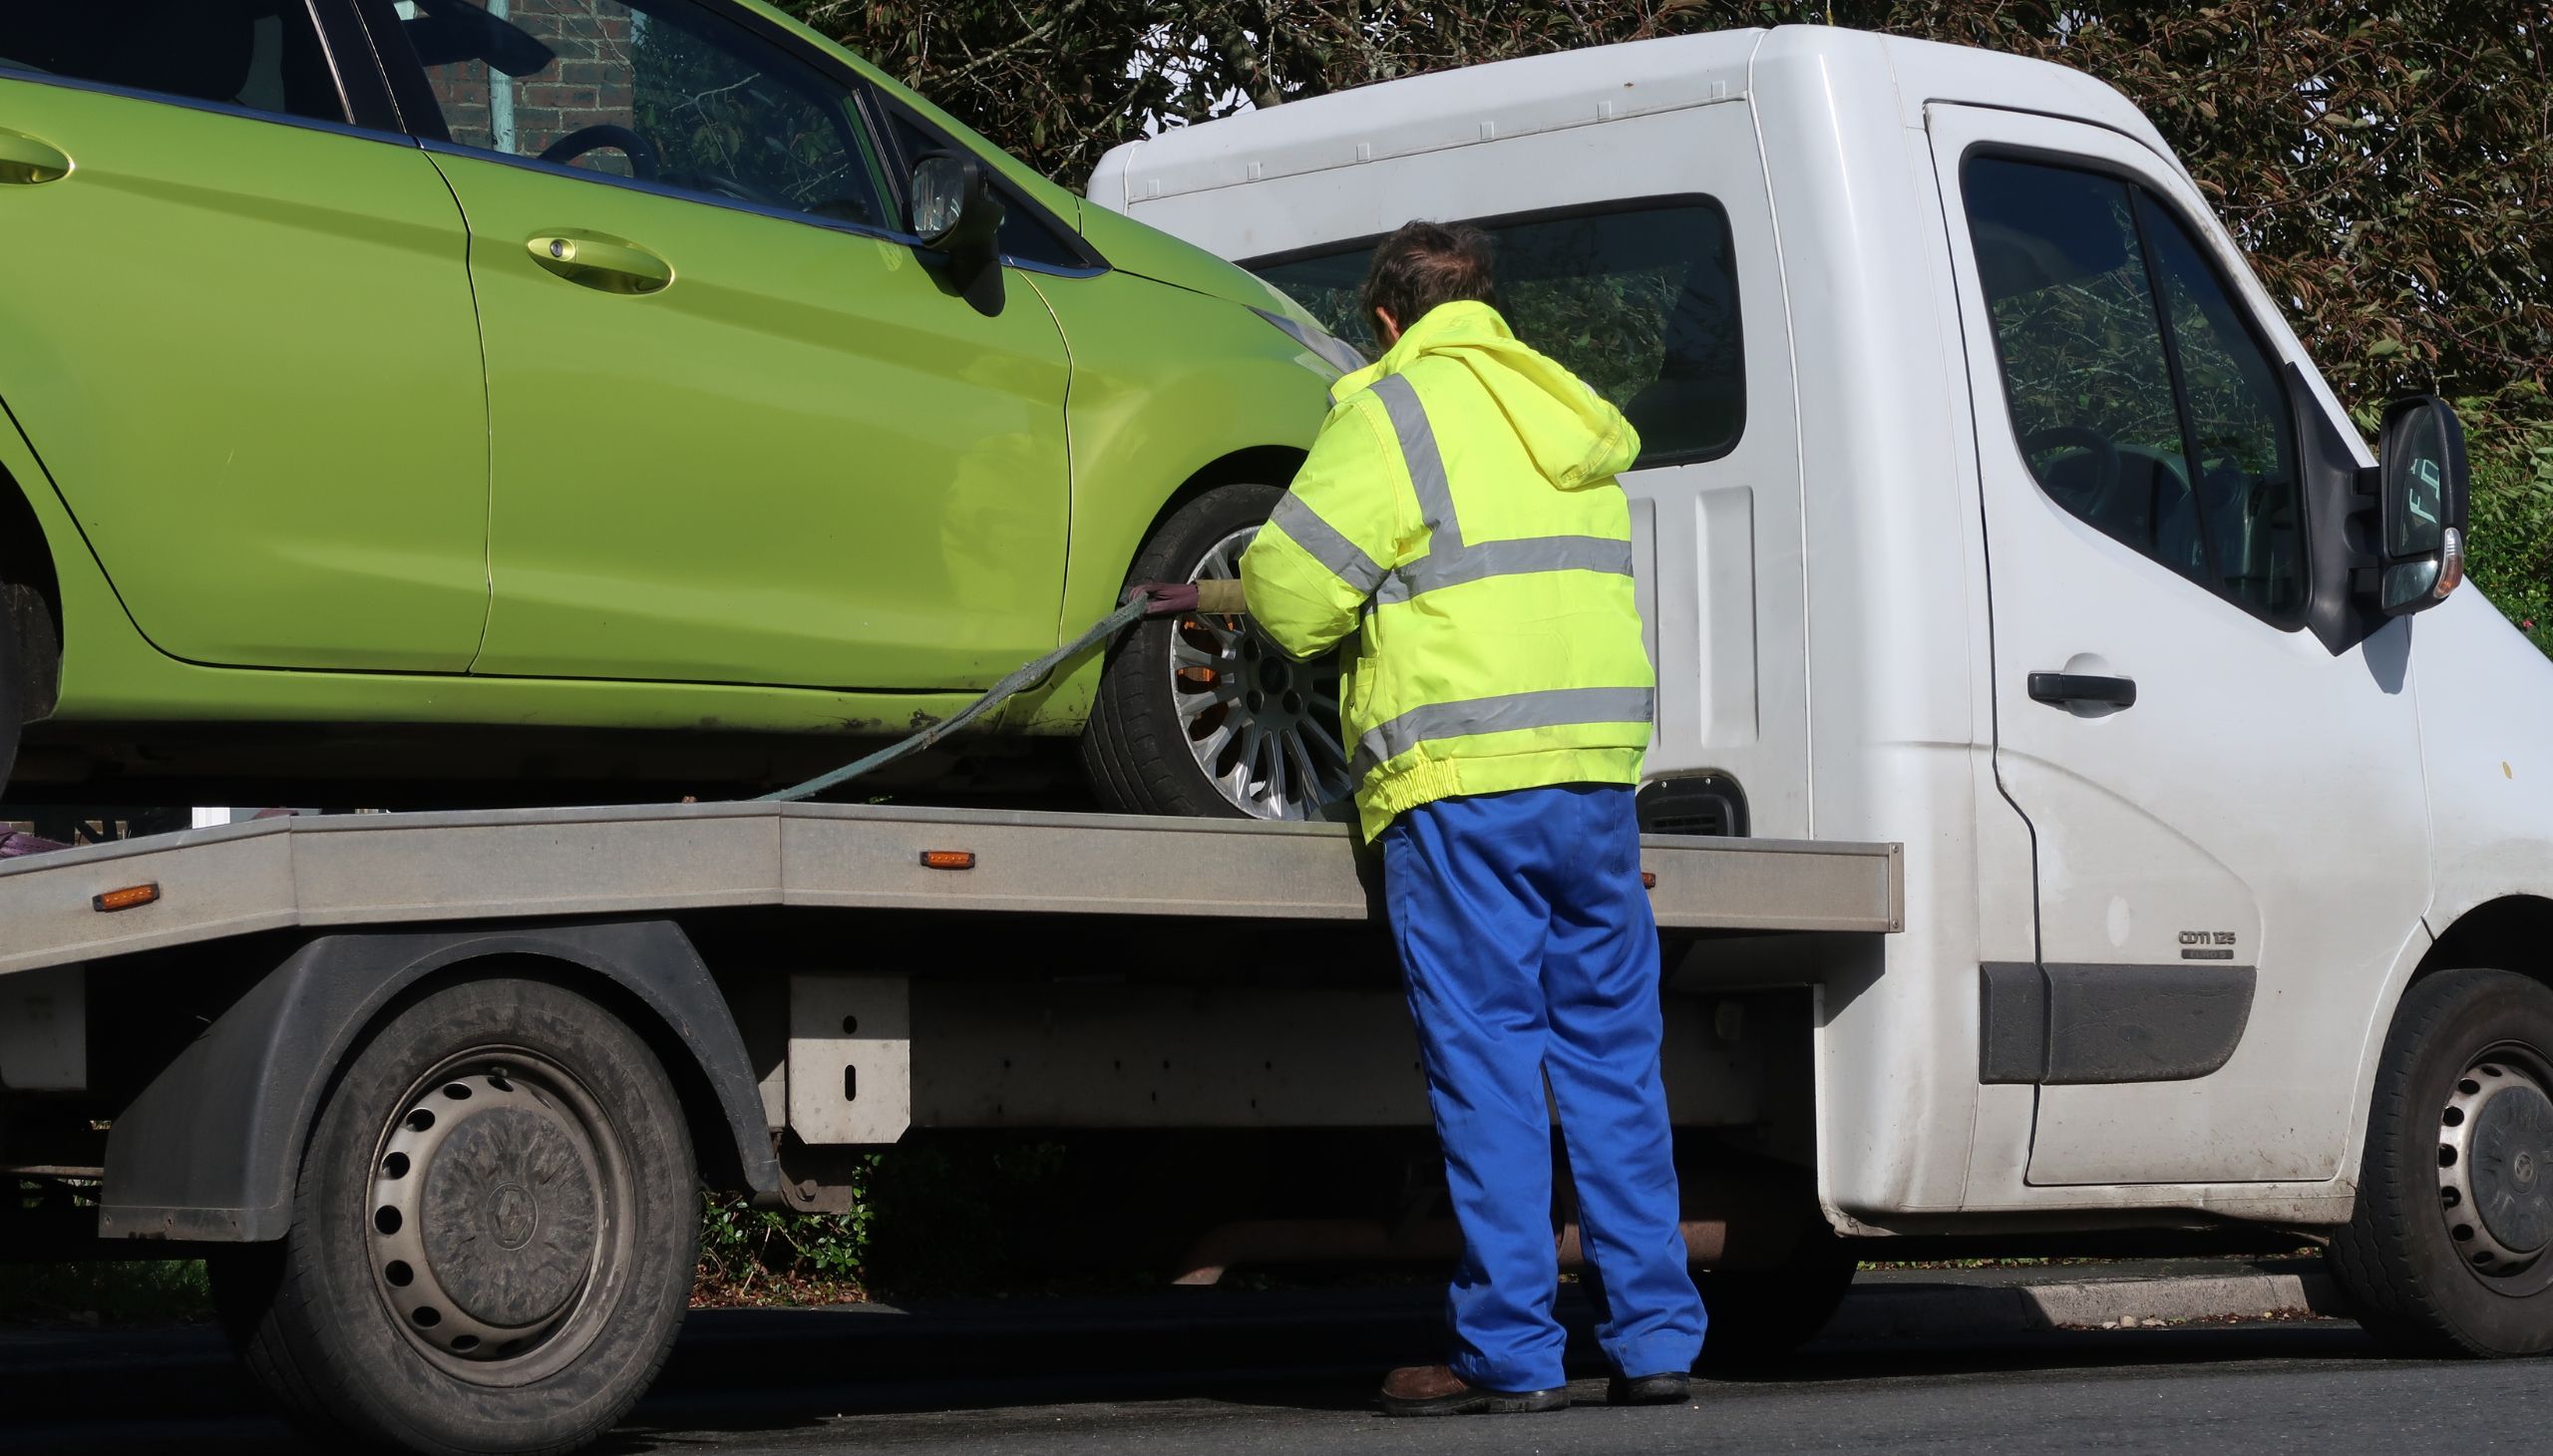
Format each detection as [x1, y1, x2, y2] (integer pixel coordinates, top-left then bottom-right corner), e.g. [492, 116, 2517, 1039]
[1250, 198, 1745, 468]
[1964, 156, 2305, 624]
[2138, 191, 2306, 620]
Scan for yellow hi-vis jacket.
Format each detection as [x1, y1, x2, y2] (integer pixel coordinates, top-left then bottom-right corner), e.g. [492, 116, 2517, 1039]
[1240, 300, 1654, 841]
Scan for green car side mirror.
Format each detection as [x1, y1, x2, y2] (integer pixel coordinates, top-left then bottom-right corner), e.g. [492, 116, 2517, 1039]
[912, 152, 1005, 314]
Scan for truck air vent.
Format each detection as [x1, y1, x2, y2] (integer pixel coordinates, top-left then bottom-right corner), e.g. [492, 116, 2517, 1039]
[1637, 774, 1748, 838]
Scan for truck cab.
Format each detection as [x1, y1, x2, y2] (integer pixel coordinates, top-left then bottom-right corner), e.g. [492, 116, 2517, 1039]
[1093, 25, 2553, 1351]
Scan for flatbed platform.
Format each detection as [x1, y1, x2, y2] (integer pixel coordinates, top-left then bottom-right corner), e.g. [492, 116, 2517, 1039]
[0, 802, 1903, 976]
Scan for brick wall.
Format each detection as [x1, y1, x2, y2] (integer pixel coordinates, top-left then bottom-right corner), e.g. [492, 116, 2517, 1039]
[427, 2, 640, 174]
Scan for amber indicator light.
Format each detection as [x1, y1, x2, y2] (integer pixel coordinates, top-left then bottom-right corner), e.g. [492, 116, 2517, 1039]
[918, 850, 976, 871]
[93, 883, 161, 912]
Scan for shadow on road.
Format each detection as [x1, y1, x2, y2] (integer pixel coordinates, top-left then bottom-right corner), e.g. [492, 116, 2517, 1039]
[5, 1291, 2398, 1454]
[597, 1311, 2385, 1452]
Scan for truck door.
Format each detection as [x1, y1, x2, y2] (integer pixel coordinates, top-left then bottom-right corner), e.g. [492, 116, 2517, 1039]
[1927, 105, 2430, 1186]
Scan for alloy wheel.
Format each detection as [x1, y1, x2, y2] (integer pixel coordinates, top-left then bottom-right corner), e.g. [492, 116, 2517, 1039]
[1170, 526, 1354, 820]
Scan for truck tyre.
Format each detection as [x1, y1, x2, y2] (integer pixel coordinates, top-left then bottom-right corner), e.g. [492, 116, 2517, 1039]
[216, 975, 698, 1455]
[1083, 483, 1355, 821]
[2329, 967, 2553, 1357]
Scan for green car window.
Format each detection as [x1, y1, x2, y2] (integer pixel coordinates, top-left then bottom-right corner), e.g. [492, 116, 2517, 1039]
[385, 0, 898, 230]
[0, 0, 346, 123]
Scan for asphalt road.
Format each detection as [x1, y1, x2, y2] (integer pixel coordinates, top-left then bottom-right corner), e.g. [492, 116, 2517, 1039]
[4, 1296, 2538, 1454]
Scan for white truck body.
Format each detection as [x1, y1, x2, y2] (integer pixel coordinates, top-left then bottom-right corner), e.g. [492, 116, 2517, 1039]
[1091, 25, 2553, 1235]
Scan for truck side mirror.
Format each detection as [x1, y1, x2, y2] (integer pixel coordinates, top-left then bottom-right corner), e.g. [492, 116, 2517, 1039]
[911, 151, 1005, 313]
[2373, 396, 2470, 617]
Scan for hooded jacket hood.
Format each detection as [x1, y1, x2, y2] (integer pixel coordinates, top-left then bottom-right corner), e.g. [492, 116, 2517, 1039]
[1332, 300, 1641, 492]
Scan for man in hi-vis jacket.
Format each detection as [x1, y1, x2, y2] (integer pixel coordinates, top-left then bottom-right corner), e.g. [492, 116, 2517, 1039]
[1242, 221, 1705, 1415]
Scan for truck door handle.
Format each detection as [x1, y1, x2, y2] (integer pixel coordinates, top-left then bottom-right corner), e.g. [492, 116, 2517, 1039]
[525, 233, 673, 295]
[0, 129, 73, 185]
[2028, 671, 2137, 709]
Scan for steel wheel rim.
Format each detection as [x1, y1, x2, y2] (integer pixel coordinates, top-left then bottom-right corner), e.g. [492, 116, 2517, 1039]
[1170, 525, 1354, 820]
[2438, 1041, 2553, 1293]
[365, 1046, 635, 1386]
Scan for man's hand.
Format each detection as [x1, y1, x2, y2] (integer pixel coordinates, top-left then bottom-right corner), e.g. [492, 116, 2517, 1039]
[1129, 579, 1249, 618]
[1128, 580, 1201, 618]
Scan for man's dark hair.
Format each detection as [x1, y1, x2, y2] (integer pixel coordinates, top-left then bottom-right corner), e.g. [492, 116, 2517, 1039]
[1361, 219, 1497, 332]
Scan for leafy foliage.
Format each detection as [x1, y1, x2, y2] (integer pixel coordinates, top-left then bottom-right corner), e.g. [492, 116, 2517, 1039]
[2442, 392, 2553, 649]
[0, 1260, 211, 1323]
[695, 1182, 875, 1304]
[693, 1139, 1077, 1303]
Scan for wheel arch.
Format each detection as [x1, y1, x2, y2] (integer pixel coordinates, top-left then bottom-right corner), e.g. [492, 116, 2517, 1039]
[2418, 896, 2553, 991]
[97, 921, 783, 1243]
[2334, 895, 2553, 1198]
[1008, 441, 1308, 736]
[1124, 444, 1311, 586]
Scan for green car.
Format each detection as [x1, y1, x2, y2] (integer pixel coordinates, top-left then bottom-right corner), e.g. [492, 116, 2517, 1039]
[0, 0, 1353, 821]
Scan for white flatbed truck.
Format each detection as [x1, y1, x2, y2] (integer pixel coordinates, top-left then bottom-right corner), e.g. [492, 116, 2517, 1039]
[0, 801, 1898, 1451]
[13, 19, 2553, 1456]
[1088, 3, 2553, 1398]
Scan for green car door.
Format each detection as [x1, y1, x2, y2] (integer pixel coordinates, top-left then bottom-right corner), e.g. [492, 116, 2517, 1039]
[374, 0, 1072, 692]
[0, 5, 490, 671]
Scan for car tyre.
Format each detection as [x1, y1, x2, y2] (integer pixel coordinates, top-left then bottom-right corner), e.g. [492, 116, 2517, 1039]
[214, 975, 697, 1456]
[2328, 966, 2553, 1356]
[1083, 483, 1355, 821]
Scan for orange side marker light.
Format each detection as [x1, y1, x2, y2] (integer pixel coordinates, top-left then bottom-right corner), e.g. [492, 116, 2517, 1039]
[93, 883, 161, 912]
[918, 850, 976, 871]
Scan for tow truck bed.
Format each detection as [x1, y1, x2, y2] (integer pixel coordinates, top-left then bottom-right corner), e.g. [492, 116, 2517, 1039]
[0, 801, 1902, 978]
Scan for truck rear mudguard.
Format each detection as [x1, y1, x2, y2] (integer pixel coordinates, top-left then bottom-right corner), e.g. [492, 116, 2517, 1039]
[96, 919, 781, 1241]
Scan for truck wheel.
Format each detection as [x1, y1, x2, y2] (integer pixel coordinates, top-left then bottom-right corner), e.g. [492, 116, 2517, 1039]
[216, 975, 697, 1455]
[1083, 483, 1355, 821]
[2328, 967, 2553, 1356]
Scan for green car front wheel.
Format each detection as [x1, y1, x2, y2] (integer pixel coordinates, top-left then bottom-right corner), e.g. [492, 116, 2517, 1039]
[1084, 484, 1356, 822]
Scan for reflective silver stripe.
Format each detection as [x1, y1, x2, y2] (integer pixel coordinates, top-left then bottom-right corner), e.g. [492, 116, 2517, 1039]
[1364, 373, 1632, 605]
[1267, 493, 1388, 596]
[1370, 373, 1459, 549]
[1352, 685, 1655, 775]
[1376, 535, 1636, 603]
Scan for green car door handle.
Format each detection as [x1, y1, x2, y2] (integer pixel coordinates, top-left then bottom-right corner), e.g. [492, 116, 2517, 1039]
[0, 129, 73, 186]
[526, 233, 674, 295]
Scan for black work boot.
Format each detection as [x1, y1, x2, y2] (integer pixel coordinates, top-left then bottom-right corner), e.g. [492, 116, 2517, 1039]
[1376, 1364, 1570, 1416]
[1606, 1371, 1691, 1405]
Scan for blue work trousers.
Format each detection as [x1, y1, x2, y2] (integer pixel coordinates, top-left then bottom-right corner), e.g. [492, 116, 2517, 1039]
[1380, 783, 1705, 1392]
